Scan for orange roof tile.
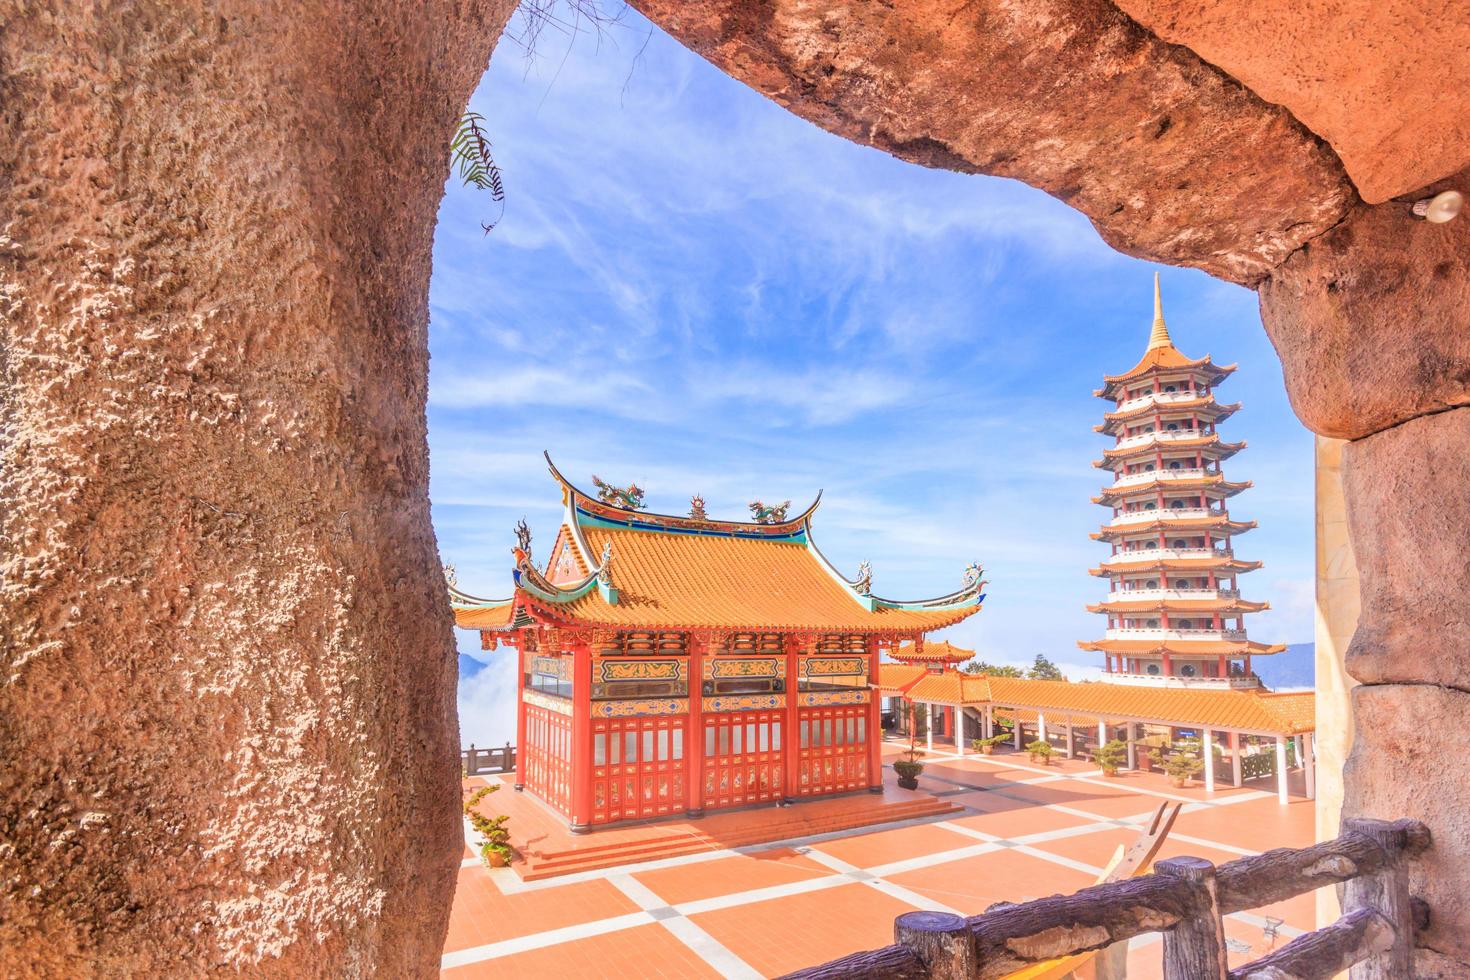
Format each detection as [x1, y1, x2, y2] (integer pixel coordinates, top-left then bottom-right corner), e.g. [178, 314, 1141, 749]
[454, 602, 516, 629]
[1090, 557, 1264, 576]
[875, 663, 929, 693]
[888, 641, 974, 664]
[882, 666, 1313, 734]
[1085, 597, 1269, 614]
[456, 457, 987, 635]
[1077, 638, 1286, 655]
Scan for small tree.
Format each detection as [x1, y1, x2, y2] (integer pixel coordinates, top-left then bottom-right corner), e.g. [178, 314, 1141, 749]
[1164, 751, 1204, 786]
[1026, 739, 1054, 765]
[961, 660, 1024, 677]
[1028, 654, 1065, 681]
[1094, 739, 1127, 775]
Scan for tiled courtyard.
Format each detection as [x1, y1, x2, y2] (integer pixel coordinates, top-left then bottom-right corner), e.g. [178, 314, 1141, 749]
[445, 742, 1315, 978]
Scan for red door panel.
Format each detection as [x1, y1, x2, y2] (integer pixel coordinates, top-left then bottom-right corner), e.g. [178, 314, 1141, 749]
[702, 710, 784, 810]
[796, 705, 868, 797]
[590, 714, 687, 824]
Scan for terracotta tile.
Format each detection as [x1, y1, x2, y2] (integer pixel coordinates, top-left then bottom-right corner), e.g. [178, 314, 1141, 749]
[632, 849, 835, 906]
[691, 882, 917, 978]
[441, 867, 638, 952]
[812, 821, 972, 868]
[888, 848, 1098, 915]
[443, 923, 722, 979]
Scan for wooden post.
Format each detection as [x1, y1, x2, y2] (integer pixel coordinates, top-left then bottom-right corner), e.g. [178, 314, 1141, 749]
[894, 910, 975, 980]
[1342, 818, 1426, 979]
[514, 642, 528, 790]
[867, 639, 884, 791]
[783, 636, 801, 803]
[687, 634, 705, 816]
[568, 641, 593, 832]
[1155, 856, 1228, 978]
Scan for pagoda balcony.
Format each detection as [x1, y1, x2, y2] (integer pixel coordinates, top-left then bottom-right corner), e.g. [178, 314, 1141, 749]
[1107, 506, 1215, 526]
[1101, 546, 1232, 564]
[1101, 671, 1261, 689]
[1111, 428, 1209, 451]
[1111, 466, 1209, 489]
[1106, 587, 1241, 601]
[1103, 627, 1249, 641]
[1114, 389, 1202, 412]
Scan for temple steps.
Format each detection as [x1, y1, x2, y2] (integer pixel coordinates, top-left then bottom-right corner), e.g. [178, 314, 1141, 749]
[516, 795, 961, 881]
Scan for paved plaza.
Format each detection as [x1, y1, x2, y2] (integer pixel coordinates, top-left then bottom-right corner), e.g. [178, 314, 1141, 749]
[445, 742, 1315, 978]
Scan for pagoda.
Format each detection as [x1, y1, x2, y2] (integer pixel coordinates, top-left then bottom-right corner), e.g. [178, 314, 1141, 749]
[1078, 275, 1284, 688]
[451, 454, 986, 831]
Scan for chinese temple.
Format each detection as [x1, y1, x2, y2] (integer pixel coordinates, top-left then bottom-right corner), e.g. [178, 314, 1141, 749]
[1079, 275, 1284, 687]
[451, 454, 986, 832]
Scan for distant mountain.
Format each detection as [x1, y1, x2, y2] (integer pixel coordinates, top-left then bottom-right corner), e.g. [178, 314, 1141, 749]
[458, 653, 486, 680]
[1254, 642, 1314, 690]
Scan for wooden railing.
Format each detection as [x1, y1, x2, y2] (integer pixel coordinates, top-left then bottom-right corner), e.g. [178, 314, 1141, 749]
[782, 817, 1430, 980]
[462, 742, 516, 776]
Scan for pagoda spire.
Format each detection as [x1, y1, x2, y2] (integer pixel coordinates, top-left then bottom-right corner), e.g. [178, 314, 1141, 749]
[1146, 272, 1173, 351]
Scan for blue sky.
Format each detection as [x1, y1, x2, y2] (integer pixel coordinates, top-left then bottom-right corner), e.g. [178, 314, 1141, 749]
[431, 9, 1314, 747]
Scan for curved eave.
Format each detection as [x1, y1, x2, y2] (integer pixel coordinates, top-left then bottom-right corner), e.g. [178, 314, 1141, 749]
[1077, 638, 1286, 655]
[1096, 400, 1242, 430]
[1095, 360, 1235, 398]
[1094, 438, 1246, 466]
[546, 451, 822, 540]
[806, 520, 988, 615]
[1093, 478, 1252, 503]
[1090, 518, 1257, 541]
[1085, 598, 1270, 614]
[1090, 558, 1265, 576]
[452, 596, 519, 631]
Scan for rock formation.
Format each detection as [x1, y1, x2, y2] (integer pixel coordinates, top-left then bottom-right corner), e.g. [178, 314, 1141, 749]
[1, 1, 514, 974]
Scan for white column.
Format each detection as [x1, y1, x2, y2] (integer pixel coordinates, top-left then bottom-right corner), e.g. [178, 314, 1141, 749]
[1304, 732, 1316, 800]
[983, 705, 993, 739]
[1097, 719, 1107, 752]
[1065, 719, 1075, 759]
[957, 709, 966, 757]
[1231, 732, 1243, 787]
[926, 703, 934, 752]
[1013, 711, 1023, 750]
[1275, 735, 1289, 805]
[1037, 712, 1047, 743]
[1202, 729, 1215, 794]
[1126, 722, 1137, 770]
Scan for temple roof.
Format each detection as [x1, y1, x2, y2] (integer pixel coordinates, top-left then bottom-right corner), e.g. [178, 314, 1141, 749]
[1090, 515, 1257, 541]
[1093, 475, 1252, 504]
[876, 665, 1311, 734]
[1089, 556, 1264, 576]
[1094, 435, 1245, 467]
[1094, 276, 1236, 398]
[1096, 398, 1240, 433]
[451, 454, 987, 635]
[887, 640, 975, 664]
[1086, 597, 1269, 614]
[1077, 638, 1286, 656]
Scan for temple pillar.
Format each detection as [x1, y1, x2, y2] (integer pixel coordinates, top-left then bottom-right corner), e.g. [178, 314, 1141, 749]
[1065, 719, 1075, 759]
[1202, 729, 1214, 794]
[1126, 723, 1137, 770]
[1037, 712, 1047, 743]
[1304, 732, 1316, 801]
[569, 642, 594, 832]
[1274, 736, 1289, 805]
[513, 639, 528, 791]
[926, 703, 934, 752]
[1230, 733, 1243, 788]
[783, 638, 801, 803]
[1097, 719, 1107, 752]
[1013, 712, 1023, 750]
[686, 635, 705, 816]
[867, 641, 883, 792]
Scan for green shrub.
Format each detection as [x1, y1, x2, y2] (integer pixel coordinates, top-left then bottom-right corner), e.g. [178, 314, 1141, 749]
[1094, 739, 1127, 774]
[1026, 739, 1054, 763]
[1164, 751, 1204, 782]
[893, 759, 925, 779]
[466, 783, 511, 864]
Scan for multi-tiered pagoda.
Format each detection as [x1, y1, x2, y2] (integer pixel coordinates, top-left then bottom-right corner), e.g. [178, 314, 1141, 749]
[1079, 275, 1283, 688]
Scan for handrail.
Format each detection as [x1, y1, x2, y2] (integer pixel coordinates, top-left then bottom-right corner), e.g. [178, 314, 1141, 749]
[781, 818, 1430, 980]
[462, 742, 516, 776]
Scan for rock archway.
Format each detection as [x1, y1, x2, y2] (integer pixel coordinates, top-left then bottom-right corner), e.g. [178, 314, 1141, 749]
[3, 0, 1467, 974]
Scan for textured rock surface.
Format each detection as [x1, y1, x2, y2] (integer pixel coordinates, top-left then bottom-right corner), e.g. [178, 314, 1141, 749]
[631, 0, 1354, 284]
[0, 1, 512, 974]
[1339, 408, 1470, 689]
[1115, 0, 1470, 203]
[1259, 167, 1470, 439]
[1343, 684, 1470, 964]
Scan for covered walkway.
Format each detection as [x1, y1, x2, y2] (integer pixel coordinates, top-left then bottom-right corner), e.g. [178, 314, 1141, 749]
[878, 665, 1315, 804]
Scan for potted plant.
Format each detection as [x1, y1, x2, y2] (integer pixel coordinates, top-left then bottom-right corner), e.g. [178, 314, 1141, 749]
[465, 784, 514, 868]
[1094, 739, 1127, 777]
[1026, 739, 1054, 765]
[894, 702, 926, 788]
[973, 734, 1009, 755]
[1164, 750, 1204, 788]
